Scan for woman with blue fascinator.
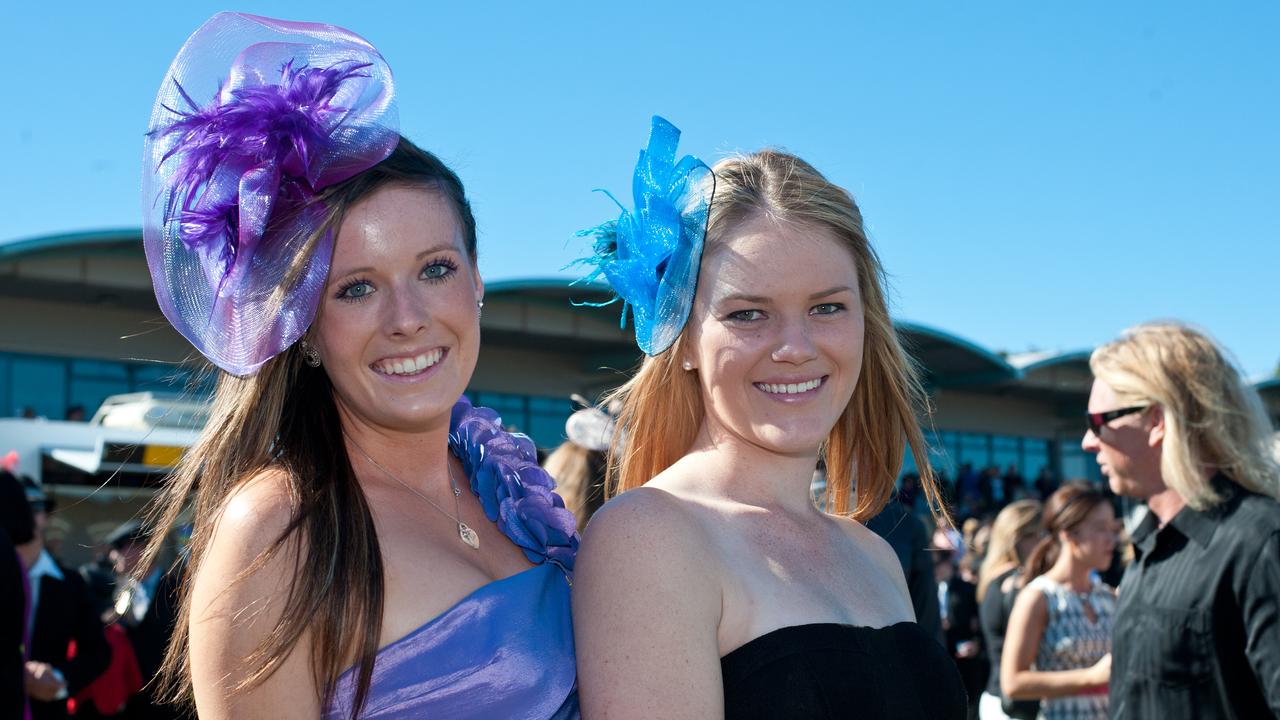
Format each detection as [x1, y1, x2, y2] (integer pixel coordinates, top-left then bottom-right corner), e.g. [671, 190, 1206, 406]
[572, 117, 967, 718]
[136, 14, 579, 719]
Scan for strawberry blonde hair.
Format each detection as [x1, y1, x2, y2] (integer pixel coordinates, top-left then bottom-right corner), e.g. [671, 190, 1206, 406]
[605, 149, 948, 525]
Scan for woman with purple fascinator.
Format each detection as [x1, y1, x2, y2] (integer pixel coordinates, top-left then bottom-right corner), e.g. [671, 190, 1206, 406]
[136, 13, 578, 719]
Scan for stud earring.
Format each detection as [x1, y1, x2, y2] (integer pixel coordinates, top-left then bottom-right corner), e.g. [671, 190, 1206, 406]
[682, 360, 694, 371]
[300, 339, 321, 368]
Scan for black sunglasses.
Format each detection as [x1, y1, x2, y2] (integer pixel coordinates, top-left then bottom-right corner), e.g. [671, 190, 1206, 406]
[1085, 406, 1148, 436]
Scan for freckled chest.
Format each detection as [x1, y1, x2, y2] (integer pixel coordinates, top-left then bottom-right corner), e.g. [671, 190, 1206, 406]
[716, 510, 897, 628]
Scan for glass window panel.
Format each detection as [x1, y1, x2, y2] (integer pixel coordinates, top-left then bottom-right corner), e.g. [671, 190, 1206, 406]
[527, 396, 573, 449]
[1023, 440, 1050, 479]
[929, 431, 957, 477]
[11, 357, 67, 419]
[900, 446, 918, 477]
[991, 436, 1020, 474]
[0, 354, 10, 418]
[132, 364, 181, 387]
[71, 359, 128, 379]
[957, 433, 990, 468]
[69, 378, 131, 418]
[132, 364, 206, 397]
[472, 392, 528, 434]
[1059, 445, 1090, 483]
[1083, 454, 1103, 482]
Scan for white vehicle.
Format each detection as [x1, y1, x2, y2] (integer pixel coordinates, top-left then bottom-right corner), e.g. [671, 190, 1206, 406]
[0, 392, 206, 564]
[1, 392, 204, 491]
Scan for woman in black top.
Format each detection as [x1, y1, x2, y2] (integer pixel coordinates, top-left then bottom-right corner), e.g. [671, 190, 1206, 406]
[573, 119, 965, 719]
[976, 500, 1043, 720]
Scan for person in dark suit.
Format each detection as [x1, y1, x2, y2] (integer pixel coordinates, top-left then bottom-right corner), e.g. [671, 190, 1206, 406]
[104, 521, 182, 720]
[15, 502, 111, 720]
[867, 495, 944, 646]
[1, 470, 35, 719]
[939, 551, 987, 720]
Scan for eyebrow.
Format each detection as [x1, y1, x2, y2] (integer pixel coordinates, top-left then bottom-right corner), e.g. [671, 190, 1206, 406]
[329, 243, 460, 281]
[718, 286, 855, 304]
[810, 285, 854, 300]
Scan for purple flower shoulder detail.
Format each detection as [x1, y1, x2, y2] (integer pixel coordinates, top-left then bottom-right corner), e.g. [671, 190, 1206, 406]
[448, 396, 580, 573]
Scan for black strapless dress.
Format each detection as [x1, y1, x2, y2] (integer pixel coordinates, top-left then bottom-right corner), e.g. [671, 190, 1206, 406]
[720, 622, 967, 719]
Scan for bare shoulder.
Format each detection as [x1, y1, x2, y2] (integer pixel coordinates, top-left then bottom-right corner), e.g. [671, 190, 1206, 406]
[209, 466, 299, 563]
[578, 486, 717, 582]
[832, 513, 906, 580]
[189, 465, 320, 716]
[574, 487, 725, 718]
[194, 465, 305, 624]
[1011, 577, 1049, 616]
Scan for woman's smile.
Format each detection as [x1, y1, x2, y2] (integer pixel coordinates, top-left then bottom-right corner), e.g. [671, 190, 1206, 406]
[370, 347, 447, 380]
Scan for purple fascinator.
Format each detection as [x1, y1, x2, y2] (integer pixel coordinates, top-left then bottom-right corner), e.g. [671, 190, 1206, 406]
[577, 116, 714, 356]
[141, 13, 399, 375]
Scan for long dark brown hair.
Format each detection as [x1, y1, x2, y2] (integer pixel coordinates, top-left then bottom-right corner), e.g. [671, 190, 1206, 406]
[1022, 482, 1109, 583]
[138, 137, 477, 718]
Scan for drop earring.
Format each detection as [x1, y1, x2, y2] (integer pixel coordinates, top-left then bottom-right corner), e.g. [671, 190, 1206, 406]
[300, 339, 321, 368]
[477, 299, 485, 319]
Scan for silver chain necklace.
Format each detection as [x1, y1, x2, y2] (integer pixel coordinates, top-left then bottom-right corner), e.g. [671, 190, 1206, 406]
[344, 433, 480, 549]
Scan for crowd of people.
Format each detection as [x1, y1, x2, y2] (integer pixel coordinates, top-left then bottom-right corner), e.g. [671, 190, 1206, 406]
[856, 322, 1280, 720]
[4, 10, 1279, 720]
[896, 480, 1117, 720]
[2, 471, 177, 719]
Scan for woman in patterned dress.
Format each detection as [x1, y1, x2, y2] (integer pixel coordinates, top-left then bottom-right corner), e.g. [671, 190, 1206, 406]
[1001, 482, 1117, 720]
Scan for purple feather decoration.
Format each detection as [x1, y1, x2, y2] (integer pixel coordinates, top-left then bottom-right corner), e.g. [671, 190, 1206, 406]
[158, 60, 370, 259]
[141, 13, 399, 376]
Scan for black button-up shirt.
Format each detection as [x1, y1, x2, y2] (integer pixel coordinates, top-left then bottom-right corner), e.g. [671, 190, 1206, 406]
[1110, 477, 1280, 719]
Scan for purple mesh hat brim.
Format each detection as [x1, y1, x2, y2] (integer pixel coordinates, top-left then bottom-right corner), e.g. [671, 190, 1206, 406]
[141, 13, 399, 376]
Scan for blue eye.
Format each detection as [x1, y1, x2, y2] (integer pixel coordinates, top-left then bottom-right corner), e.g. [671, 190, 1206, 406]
[422, 260, 457, 282]
[337, 279, 374, 301]
[728, 309, 765, 322]
[811, 303, 844, 315]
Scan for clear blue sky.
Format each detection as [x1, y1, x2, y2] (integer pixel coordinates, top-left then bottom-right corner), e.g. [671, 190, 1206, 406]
[4, 2, 1277, 377]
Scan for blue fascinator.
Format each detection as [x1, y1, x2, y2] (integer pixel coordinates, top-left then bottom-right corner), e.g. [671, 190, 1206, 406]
[577, 116, 714, 356]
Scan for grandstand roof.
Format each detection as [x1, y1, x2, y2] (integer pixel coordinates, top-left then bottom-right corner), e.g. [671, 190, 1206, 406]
[0, 229, 142, 260]
[1, 230, 1270, 401]
[895, 321, 1019, 387]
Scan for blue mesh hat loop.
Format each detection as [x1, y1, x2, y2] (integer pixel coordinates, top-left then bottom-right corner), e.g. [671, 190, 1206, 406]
[575, 116, 714, 356]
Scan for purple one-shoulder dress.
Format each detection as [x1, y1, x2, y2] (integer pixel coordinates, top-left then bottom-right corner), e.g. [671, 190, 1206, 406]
[324, 398, 580, 719]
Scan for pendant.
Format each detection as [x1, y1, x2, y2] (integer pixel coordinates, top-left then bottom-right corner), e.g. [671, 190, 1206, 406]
[458, 522, 480, 549]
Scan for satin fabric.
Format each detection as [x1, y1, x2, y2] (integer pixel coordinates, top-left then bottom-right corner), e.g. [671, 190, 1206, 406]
[323, 563, 578, 719]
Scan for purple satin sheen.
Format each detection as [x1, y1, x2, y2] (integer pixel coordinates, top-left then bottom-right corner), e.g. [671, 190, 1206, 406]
[142, 13, 398, 375]
[323, 565, 578, 719]
[449, 395, 579, 572]
[324, 397, 580, 718]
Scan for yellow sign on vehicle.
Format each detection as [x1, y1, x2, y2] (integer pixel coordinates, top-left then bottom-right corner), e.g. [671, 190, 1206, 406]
[142, 444, 185, 467]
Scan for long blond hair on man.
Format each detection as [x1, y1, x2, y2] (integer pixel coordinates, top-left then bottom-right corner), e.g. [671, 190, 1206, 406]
[604, 149, 948, 527]
[1090, 321, 1280, 510]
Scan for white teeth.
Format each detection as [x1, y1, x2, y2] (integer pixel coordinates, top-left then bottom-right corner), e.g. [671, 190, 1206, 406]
[374, 350, 443, 376]
[758, 378, 823, 395]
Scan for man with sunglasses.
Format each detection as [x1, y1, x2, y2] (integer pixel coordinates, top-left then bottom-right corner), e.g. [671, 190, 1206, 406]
[1082, 322, 1280, 719]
